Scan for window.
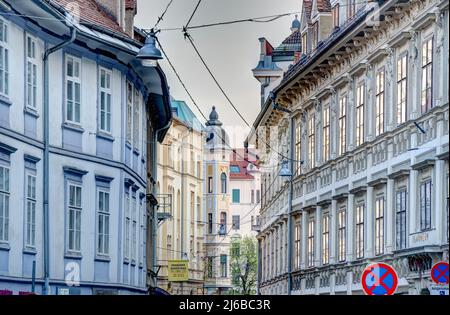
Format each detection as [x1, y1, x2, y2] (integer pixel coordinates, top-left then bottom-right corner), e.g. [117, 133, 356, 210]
[251, 190, 255, 204]
[256, 190, 261, 204]
[207, 257, 213, 278]
[396, 189, 407, 250]
[221, 173, 227, 194]
[132, 198, 137, 261]
[301, 32, 308, 54]
[355, 204, 364, 259]
[295, 122, 302, 174]
[0, 18, 8, 96]
[420, 179, 432, 230]
[322, 214, 329, 265]
[294, 223, 301, 269]
[356, 82, 365, 146]
[219, 212, 227, 235]
[307, 218, 314, 268]
[124, 194, 130, 259]
[375, 68, 385, 136]
[99, 68, 112, 133]
[232, 215, 240, 230]
[232, 189, 240, 203]
[375, 196, 385, 255]
[0, 166, 9, 242]
[338, 208, 346, 262]
[208, 213, 213, 234]
[308, 113, 315, 169]
[322, 106, 330, 162]
[347, 0, 356, 19]
[25, 174, 36, 247]
[26, 35, 37, 108]
[65, 55, 81, 123]
[311, 22, 319, 51]
[190, 151, 195, 175]
[126, 82, 133, 143]
[220, 255, 227, 277]
[338, 95, 347, 156]
[97, 190, 110, 255]
[68, 184, 82, 252]
[397, 54, 408, 124]
[208, 177, 213, 193]
[230, 166, 240, 173]
[421, 37, 433, 113]
[133, 89, 140, 148]
[332, 4, 340, 27]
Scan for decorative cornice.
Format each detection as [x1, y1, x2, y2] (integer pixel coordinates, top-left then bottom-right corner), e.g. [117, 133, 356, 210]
[63, 166, 88, 177]
[0, 142, 17, 155]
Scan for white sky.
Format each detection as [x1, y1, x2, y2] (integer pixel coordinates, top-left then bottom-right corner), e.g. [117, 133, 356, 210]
[135, 0, 301, 147]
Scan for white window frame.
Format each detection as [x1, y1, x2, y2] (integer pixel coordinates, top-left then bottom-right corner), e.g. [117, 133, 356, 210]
[420, 179, 432, 231]
[67, 183, 82, 252]
[131, 197, 137, 262]
[307, 218, 315, 268]
[0, 166, 10, 242]
[133, 89, 140, 148]
[338, 207, 346, 262]
[308, 113, 315, 169]
[375, 196, 385, 256]
[338, 95, 347, 156]
[322, 105, 330, 162]
[124, 193, 131, 260]
[322, 213, 329, 265]
[356, 82, 365, 146]
[0, 18, 9, 97]
[375, 68, 385, 136]
[26, 34, 38, 109]
[421, 36, 434, 113]
[396, 53, 408, 124]
[126, 81, 133, 143]
[97, 189, 110, 256]
[99, 67, 112, 133]
[65, 55, 82, 124]
[25, 173, 37, 248]
[395, 188, 407, 250]
[355, 203, 364, 259]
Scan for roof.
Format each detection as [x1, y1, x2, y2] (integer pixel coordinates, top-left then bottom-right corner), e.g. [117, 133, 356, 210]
[48, 0, 128, 36]
[171, 100, 203, 132]
[229, 149, 259, 180]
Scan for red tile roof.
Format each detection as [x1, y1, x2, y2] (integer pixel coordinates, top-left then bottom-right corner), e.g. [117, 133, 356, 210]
[229, 149, 259, 180]
[49, 0, 129, 36]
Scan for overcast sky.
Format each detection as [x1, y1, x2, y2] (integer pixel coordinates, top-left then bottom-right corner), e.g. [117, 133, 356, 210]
[135, 0, 301, 147]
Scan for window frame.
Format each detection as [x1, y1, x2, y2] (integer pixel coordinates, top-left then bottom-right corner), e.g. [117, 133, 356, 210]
[420, 178, 432, 231]
[338, 207, 346, 262]
[355, 203, 364, 259]
[97, 189, 110, 256]
[65, 55, 82, 124]
[322, 213, 329, 265]
[0, 18, 9, 97]
[25, 173, 37, 248]
[421, 36, 434, 113]
[0, 165, 10, 242]
[375, 68, 385, 136]
[25, 34, 38, 109]
[338, 94, 347, 156]
[395, 188, 407, 250]
[308, 113, 315, 169]
[396, 53, 408, 125]
[67, 183, 82, 252]
[356, 82, 365, 146]
[307, 218, 315, 268]
[99, 67, 112, 133]
[375, 196, 385, 256]
[322, 105, 330, 162]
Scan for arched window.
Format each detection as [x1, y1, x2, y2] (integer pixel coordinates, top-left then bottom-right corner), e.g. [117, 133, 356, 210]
[221, 173, 227, 194]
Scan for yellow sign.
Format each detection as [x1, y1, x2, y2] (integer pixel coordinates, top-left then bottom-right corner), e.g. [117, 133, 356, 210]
[168, 260, 189, 282]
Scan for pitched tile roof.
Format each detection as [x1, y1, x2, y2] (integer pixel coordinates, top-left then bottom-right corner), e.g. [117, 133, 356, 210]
[48, 0, 128, 36]
[281, 29, 301, 45]
[229, 149, 259, 180]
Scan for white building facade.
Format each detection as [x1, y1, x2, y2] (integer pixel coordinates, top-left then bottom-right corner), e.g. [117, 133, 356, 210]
[0, 0, 171, 295]
[250, 0, 449, 295]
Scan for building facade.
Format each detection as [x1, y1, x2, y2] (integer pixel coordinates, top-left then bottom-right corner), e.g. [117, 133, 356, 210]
[229, 148, 261, 238]
[249, 0, 449, 295]
[0, 0, 171, 295]
[155, 100, 205, 295]
[203, 107, 232, 295]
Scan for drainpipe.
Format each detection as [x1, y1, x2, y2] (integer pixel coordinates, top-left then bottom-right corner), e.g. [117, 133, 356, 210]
[43, 27, 77, 295]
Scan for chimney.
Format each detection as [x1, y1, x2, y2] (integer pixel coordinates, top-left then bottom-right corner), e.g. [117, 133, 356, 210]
[95, 0, 136, 37]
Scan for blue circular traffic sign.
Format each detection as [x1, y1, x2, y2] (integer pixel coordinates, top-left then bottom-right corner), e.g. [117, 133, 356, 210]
[431, 262, 449, 284]
[361, 263, 398, 295]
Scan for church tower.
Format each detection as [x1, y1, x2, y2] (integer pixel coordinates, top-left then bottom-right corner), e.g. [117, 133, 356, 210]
[203, 106, 232, 295]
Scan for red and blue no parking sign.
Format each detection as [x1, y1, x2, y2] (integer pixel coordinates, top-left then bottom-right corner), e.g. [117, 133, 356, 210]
[431, 262, 449, 284]
[361, 263, 398, 295]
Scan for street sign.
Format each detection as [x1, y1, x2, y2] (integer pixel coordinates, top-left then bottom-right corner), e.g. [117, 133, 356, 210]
[431, 262, 449, 284]
[429, 284, 449, 296]
[361, 263, 398, 295]
[168, 260, 189, 282]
